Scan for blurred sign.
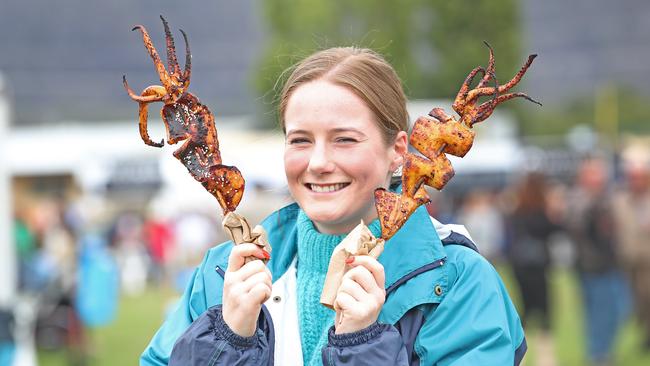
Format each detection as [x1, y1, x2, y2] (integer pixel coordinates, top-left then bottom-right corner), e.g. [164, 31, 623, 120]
[105, 159, 161, 193]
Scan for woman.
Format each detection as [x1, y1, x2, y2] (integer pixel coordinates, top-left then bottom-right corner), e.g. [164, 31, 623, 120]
[140, 47, 526, 366]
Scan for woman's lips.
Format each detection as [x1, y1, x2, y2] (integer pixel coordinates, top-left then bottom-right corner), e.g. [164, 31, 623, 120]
[305, 182, 351, 193]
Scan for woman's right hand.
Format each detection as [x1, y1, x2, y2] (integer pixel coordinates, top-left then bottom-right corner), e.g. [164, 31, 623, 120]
[222, 243, 272, 337]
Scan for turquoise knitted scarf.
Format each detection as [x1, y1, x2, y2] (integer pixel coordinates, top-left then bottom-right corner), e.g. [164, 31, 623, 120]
[295, 209, 382, 366]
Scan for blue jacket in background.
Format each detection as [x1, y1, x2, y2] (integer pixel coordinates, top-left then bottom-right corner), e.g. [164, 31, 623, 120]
[141, 203, 526, 365]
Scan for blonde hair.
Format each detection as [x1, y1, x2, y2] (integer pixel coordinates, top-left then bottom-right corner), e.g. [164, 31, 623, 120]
[278, 47, 408, 144]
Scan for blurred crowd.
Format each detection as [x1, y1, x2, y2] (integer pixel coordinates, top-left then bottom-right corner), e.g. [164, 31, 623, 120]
[432, 144, 650, 366]
[5, 144, 650, 366]
[9, 184, 288, 364]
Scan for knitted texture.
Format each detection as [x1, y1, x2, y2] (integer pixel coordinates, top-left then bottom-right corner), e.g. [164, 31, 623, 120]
[295, 210, 382, 366]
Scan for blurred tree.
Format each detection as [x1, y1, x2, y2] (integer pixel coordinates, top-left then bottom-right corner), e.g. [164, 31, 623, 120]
[515, 85, 650, 140]
[254, 0, 523, 127]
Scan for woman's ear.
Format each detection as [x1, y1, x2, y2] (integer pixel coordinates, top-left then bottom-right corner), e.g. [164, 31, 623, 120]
[390, 131, 408, 171]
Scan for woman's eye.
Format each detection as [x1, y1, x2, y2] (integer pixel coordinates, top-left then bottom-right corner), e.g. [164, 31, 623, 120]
[288, 137, 310, 145]
[335, 137, 357, 144]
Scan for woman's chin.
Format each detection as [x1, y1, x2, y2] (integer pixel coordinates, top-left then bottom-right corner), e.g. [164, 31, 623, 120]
[305, 208, 343, 225]
[303, 208, 352, 232]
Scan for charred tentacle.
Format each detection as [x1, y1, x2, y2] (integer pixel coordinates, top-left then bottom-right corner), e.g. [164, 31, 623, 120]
[453, 66, 485, 112]
[137, 85, 167, 147]
[466, 54, 537, 102]
[160, 15, 181, 77]
[471, 72, 500, 126]
[493, 92, 542, 107]
[179, 29, 192, 90]
[123, 76, 165, 103]
[476, 41, 496, 88]
[132, 25, 172, 91]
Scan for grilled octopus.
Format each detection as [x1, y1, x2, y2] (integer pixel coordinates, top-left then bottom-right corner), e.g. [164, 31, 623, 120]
[375, 42, 541, 240]
[123, 16, 244, 214]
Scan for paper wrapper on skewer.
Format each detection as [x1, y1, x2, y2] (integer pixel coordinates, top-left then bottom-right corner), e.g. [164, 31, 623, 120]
[320, 221, 385, 309]
[222, 212, 272, 264]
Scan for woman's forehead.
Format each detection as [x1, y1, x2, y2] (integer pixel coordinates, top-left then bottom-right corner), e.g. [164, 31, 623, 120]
[284, 81, 377, 132]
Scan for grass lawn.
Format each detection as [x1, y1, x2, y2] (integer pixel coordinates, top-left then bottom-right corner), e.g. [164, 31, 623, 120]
[499, 266, 650, 366]
[38, 268, 650, 365]
[38, 286, 177, 366]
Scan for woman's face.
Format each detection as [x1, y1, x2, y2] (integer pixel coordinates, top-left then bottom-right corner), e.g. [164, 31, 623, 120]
[284, 80, 406, 234]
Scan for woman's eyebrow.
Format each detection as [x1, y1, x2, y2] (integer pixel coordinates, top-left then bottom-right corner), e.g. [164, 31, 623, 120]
[285, 127, 366, 136]
[285, 129, 310, 136]
[331, 127, 364, 135]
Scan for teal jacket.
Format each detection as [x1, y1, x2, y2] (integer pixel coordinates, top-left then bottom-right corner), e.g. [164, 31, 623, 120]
[141, 203, 526, 365]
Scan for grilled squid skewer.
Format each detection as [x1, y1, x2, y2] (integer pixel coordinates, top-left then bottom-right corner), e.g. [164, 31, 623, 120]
[124, 16, 269, 259]
[375, 42, 540, 240]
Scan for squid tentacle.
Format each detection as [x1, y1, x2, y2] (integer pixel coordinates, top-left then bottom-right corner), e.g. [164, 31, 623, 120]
[160, 15, 182, 78]
[123, 76, 165, 103]
[476, 41, 496, 88]
[132, 25, 172, 91]
[179, 29, 192, 90]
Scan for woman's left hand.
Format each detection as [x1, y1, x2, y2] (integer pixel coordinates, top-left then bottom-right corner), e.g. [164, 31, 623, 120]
[334, 255, 386, 334]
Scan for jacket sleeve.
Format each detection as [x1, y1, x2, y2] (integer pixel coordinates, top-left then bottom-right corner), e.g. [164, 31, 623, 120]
[415, 247, 526, 365]
[321, 322, 409, 365]
[168, 305, 271, 366]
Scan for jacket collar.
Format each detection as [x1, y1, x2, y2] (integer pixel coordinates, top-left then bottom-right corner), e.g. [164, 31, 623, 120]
[379, 203, 446, 289]
[263, 202, 448, 322]
[209, 201, 449, 323]
[259, 201, 446, 285]
[377, 204, 449, 323]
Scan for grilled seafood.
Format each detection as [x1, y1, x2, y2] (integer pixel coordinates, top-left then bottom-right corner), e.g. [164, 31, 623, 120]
[375, 42, 540, 240]
[123, 16, 244, 214]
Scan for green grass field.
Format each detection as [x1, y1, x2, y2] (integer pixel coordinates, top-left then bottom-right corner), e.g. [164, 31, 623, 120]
[37, 285, 177, 366]
[38, 268, 650, 366]
[502, 266, 650, 366]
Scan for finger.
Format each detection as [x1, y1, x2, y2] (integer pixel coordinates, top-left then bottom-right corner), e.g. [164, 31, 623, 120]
[231, 259, 268, 282]
[334, 291, 357, 313]
[344, 265, 381, 295]
[241, 270, 272, 293]
[227, 243, 269, 272]
[338, 277, 367, 303]
[248, 282, 272, 304]
[347, 255, 385, 289]
[335, 310, 343, 325]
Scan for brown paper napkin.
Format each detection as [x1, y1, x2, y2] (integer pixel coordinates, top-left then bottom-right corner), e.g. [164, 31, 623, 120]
[222, 212, 272, 264]
[320, 221, 385, 309]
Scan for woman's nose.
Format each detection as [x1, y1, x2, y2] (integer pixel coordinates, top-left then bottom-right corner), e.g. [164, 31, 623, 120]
[307, 144, 335, 174]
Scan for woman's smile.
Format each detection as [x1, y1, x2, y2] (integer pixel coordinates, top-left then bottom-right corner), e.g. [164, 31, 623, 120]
[305, 182, 351, 193]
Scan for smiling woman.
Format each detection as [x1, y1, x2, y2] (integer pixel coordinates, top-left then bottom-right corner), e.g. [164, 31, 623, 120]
[140, 47, 527, 366]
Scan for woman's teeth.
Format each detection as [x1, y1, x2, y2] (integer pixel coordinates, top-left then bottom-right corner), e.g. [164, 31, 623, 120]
[309, 183, 348, 193]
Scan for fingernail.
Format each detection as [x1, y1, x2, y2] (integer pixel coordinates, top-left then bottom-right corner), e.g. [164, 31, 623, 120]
[260, 249, 271, 260]
[345, 256, 355, 265]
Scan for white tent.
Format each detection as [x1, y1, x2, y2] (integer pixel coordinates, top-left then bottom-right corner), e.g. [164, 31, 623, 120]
[7, 119, 288, 207]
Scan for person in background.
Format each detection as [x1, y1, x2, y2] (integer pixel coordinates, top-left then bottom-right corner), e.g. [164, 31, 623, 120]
[505, 171, 560, 366]
[613, 145, 650, 351]
[458, 189, 505, 263]
[111, 212, 149, 296]
[566, 156, 630, 366]
[144, 212, 175, 286]
[14, 209, 37, 291]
